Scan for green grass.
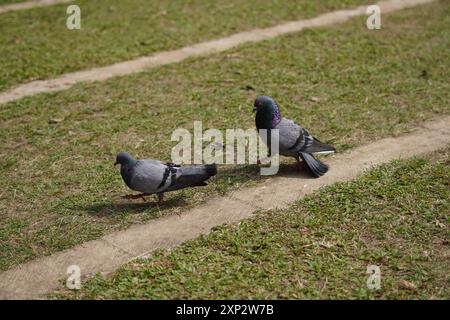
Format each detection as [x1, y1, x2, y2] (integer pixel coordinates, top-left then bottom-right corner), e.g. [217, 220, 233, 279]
[0, 1, 449, 271]
[55, 148, 450, 299]
[0, 0, 369, 90]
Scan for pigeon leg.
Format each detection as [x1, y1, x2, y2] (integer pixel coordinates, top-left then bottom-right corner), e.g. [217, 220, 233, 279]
[121, 193, 147, 201]
[296, 157, 304, 172]
[257, 156, 270, 165]
[152, 193, 164, 208]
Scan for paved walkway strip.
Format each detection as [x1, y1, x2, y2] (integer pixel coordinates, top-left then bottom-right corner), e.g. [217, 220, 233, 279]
[0, 116, 449, 299]
[0, 0, 71, 14]
[0, 0, 434, 105]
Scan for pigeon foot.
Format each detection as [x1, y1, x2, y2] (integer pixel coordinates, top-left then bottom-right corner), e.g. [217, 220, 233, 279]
[151, 193, 164, 208]
[151, 201, 163, 208]
[296, 158, 304, 172]
[257, 157, 270, 165]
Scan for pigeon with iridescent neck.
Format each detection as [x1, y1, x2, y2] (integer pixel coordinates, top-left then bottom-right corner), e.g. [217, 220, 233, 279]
[114, 152, 217, 207]
[253, 96, 335, 177]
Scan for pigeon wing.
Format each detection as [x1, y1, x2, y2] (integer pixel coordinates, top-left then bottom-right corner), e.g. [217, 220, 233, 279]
[301, 137, 336, 154]
[129, 160, 176, 194]
[274, 118, 306, 155]
[276, 118, 335, 154]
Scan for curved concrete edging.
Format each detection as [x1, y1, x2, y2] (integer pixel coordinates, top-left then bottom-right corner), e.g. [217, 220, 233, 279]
[0, 0, 72, 14]
[0, 0, 434, 105]
[0, 116, 449, 299]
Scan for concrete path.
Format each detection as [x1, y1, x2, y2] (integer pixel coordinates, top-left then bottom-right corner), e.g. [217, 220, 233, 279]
[0, 0, 71, 14]
[0, 0, 434, 105]
[1, 116, 449, 299]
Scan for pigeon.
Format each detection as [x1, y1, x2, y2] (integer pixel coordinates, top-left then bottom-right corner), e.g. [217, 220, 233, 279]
[114, 152, 217, 207]
[253, 96, 335, 177]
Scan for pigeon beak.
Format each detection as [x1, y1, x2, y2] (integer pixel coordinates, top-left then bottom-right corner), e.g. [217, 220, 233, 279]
[114, 162, 119, 166]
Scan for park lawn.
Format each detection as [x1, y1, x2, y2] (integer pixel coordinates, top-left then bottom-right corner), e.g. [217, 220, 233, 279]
[0, 0, 370, 90]
[55, 148, 450, 299]
[0, 1, 449, 271]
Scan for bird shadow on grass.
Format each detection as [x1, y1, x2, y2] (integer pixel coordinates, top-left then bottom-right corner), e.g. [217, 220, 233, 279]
[81, 193, 187, 219]
[275, 164, 317, 179]
[208, 162, 316, 197]
[215, 162, 316, 181]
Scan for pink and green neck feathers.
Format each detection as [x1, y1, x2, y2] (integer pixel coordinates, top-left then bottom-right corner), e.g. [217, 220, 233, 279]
[254, 96, 282, 129]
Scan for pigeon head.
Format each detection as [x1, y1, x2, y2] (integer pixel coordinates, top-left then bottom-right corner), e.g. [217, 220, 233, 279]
[253, 96, 282, 129]
[114, 152, 136, 166]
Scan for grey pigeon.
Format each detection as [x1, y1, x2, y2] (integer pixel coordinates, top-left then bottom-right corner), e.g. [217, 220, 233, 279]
[253, 96, 335, 177]
[115, 152, 217, 206]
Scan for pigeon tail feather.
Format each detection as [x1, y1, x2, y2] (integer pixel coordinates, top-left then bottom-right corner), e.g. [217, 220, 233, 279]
[166, 164, 217, 191]
[302, 138, 336, 154]
[299, 152, 328, 178]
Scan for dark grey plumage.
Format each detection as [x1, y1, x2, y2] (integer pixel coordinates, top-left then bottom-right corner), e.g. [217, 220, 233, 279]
[115, 152, 217, 205]
[253, 96, 335, 177]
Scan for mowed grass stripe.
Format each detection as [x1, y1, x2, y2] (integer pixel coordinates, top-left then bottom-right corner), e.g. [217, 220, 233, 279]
[0, 0, 369, 90]
[0, 1, 449, 271]
[57, 148, 449, 299]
